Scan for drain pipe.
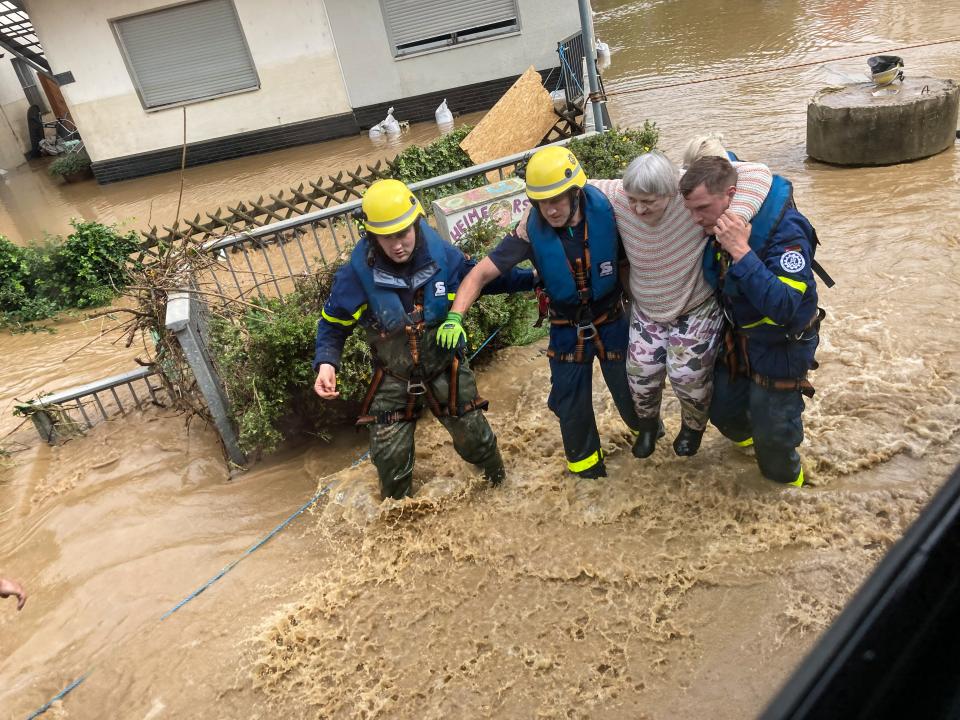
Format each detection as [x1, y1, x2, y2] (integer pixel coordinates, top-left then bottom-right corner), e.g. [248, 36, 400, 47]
[577, 0, 606, 133]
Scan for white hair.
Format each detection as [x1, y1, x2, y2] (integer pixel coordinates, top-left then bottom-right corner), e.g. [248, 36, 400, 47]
[681, 133, 728, 168]
[621, 150, 678, 197]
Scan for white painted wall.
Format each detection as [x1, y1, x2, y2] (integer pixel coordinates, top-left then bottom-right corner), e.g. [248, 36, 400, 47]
[0, 59, 30, 169]
[325, 0, 578, 108]
[23, 0, 352, 162]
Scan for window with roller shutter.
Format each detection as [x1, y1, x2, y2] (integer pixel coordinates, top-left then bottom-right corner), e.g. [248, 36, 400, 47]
[380, 0, 521, 57]
[111, 0, 259, 111]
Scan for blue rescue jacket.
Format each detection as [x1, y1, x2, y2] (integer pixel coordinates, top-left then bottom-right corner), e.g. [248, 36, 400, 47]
[722, 201, 821, 379]
[349, 221, 452, 334]
[526, 184, 620, 319]
[313, 219, 535, 370]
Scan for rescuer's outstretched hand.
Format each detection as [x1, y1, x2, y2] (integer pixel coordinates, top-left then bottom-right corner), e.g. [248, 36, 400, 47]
[314, 364, 339, 399]
[0, 577, 26, 611]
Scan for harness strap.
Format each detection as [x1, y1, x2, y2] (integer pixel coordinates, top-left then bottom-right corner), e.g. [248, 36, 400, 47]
[547, 349, 623, 363]
[548, 308, 618, 328]
[533, 286, 550, 328]
[358, 366, 385, 419]
[721, 325, 751, 378]
[356, 407, 424, 426]
[460, 396, 490, 415]
[420, 377, 446, 419]
[751, 373, 816, 398]
[356, 379, 489, 425]
[548, 307, 624, 363]
[448, 354, 460, 417]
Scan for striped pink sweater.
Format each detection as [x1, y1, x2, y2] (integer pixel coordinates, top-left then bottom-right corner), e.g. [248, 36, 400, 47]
[592, 162, 772, 322]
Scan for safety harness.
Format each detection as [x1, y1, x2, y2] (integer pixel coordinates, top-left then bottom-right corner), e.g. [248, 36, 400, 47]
[539, 223, 624, 364]
[355, 288, 488, 426]
[715, 251, 825, 398]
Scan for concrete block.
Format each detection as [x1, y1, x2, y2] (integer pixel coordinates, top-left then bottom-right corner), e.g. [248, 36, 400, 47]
[807, 77, 959, 166]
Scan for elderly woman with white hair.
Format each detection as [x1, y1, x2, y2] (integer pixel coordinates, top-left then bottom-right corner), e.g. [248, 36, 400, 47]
[587, 146, 771, 459]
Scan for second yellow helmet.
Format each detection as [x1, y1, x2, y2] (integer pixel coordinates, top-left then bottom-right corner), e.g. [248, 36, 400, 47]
[524, 146, 587, 201]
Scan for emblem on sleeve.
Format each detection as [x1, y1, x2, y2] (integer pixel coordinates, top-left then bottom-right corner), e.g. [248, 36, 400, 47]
[780, 250, 806, 273]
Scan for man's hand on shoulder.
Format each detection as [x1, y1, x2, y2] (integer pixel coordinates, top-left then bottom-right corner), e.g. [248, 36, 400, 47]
[514, 204, 532, 241]
[715, 210, 751, 262]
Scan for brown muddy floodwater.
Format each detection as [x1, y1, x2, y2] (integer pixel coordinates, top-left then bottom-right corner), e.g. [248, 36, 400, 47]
[3, 1, 960, 718]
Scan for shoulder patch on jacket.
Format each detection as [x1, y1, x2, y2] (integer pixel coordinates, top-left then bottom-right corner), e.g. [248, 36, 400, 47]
[780, 250, 806, 273]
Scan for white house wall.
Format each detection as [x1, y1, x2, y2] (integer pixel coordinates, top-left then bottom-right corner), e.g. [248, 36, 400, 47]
[23, 0, 352, 163]
[326, 0, 578, 109]
[0, 59, 30, 169]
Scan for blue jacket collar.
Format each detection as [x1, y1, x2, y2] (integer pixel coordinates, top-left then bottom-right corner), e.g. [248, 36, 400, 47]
[369, 237, 439, 291]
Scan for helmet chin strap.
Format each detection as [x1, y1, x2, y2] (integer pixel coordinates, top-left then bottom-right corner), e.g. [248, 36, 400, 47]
[563, 188, 582, 228]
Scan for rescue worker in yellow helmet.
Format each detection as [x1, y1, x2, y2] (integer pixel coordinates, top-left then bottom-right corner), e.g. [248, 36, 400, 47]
[439, 146, 641, 479]
[313, 179, 535, 500]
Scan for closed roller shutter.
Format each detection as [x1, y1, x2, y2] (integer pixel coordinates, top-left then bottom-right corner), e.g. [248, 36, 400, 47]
[113, 0, 259, 109]
[382, 0, 520, 55]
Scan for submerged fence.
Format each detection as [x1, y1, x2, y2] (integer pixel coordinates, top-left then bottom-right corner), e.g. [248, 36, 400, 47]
[16, 366, 165, 443]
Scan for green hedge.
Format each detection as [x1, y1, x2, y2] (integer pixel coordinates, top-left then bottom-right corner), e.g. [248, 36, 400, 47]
[567, 121, 660, 179]
[385, 125, 486, 210]
[0, 220, 140, 329]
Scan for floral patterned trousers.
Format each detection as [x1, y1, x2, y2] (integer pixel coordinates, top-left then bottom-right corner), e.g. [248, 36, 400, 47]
[625, 297, 724, 431]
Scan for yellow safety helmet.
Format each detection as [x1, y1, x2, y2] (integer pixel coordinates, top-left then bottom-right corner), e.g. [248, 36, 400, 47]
[524, 146, 587, 201]
[361, 179, 425, 235]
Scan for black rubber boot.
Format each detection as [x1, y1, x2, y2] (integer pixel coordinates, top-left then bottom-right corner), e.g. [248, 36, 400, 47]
[631, 417, 665, 459]
[480, 447, 506, 487]
[381, 473, 413, 501]
[673, 424, 704, 457]
[576, 460, 608, 479]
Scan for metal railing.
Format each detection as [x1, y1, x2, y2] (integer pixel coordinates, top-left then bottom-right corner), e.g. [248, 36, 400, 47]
[558, 30, 587, 108]
[16, 366, 165, 443]
[198, 134, 585, 303]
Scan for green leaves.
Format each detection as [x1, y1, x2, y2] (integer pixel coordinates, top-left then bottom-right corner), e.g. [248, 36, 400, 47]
[0, 221, 139, 328]
[210, 276, 342, 456]
[387, 125, 486, 209]
[47, 151, 92, 178]
[567, 121, 661, 179]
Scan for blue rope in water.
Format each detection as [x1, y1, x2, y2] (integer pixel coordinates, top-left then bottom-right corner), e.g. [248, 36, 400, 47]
[159, 456, 371, 620]
[26, 451, 371, 718]
[159, 488, 330, 620]
[469, 326, 504, 361]
[25, 674, 88, 720]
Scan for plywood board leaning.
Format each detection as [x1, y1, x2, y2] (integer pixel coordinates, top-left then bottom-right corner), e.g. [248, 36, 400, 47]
[460, 66, 557, 166]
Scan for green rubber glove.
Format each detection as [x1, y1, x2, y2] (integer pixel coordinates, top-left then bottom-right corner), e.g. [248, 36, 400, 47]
[436, 311, 467, 349]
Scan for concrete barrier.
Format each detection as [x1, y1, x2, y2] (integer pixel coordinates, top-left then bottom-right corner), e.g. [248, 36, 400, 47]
[807, 77, 959, 166]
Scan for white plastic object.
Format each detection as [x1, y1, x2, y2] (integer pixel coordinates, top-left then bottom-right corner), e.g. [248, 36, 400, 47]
[381, 105, 401, 135]
[435, 99, 453, 125]
[595, 39, 611, 71]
